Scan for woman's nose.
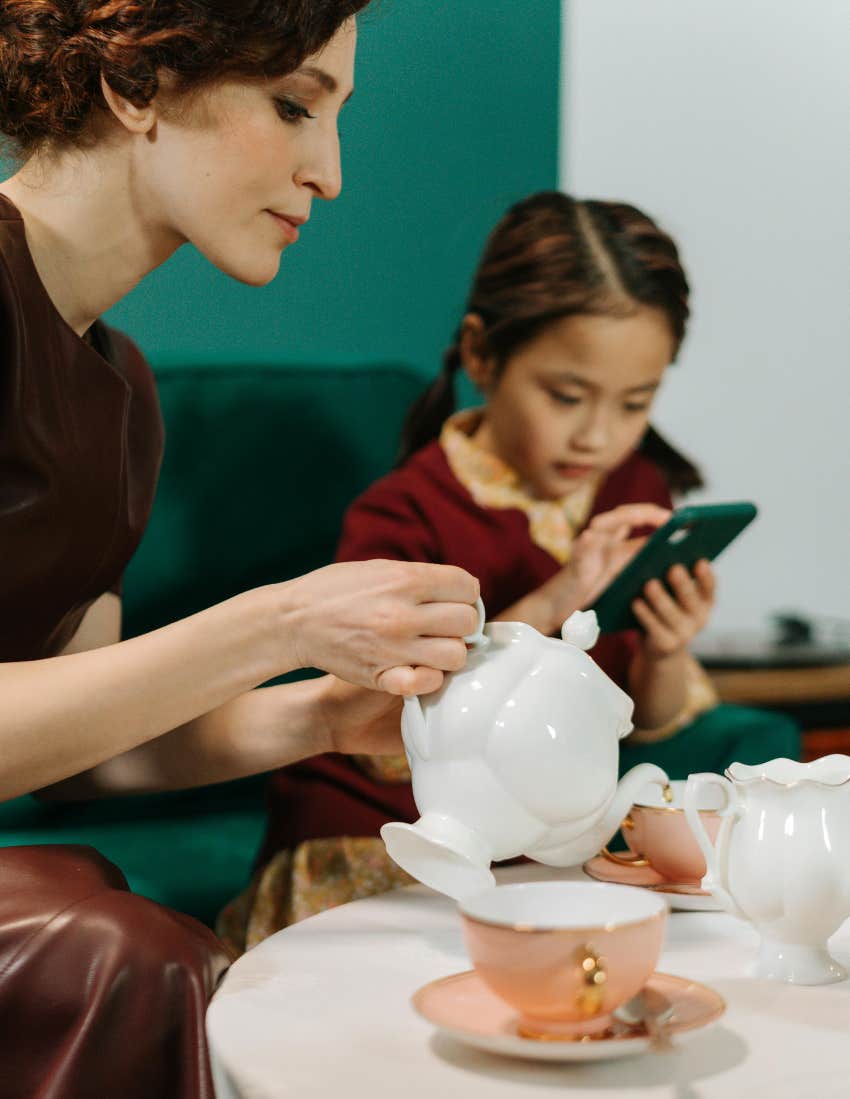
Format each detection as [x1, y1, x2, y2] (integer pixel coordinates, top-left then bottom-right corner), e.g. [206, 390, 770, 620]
[294, 128, 343, 201]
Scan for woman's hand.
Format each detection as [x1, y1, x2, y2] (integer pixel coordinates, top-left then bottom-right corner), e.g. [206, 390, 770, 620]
[315, 675, 404, 756]
[632, 559, 716, 659]
[281, 559, 480, 696]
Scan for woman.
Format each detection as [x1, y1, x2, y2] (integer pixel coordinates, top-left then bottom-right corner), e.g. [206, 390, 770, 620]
[0, 3, 479, 1096]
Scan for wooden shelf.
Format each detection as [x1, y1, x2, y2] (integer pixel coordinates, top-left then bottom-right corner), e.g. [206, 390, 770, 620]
[708, 664, 850, 706]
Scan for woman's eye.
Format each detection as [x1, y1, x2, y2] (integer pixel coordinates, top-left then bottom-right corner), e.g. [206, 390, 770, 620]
[550, 391, 581, 406]
[624, 403, 651, 414]
[274, 97, 315, 124]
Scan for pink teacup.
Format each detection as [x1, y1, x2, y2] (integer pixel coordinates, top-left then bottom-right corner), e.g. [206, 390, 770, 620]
[605, 778, 723, 883]
[459, 881, 667, 1039]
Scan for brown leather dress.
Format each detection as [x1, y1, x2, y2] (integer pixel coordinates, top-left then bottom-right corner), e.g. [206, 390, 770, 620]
[0, 194, 230, 1098]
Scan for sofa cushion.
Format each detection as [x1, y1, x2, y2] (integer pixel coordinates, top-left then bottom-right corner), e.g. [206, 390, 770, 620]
[123, 363, 427, 637]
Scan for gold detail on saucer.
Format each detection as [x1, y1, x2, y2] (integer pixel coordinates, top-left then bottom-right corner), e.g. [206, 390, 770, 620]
[515, 1022, 616, 1042]
[583, 857, 710, 896]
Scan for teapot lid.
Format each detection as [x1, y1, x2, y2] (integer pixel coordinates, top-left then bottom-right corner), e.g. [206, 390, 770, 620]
[560, 610, 600, 651]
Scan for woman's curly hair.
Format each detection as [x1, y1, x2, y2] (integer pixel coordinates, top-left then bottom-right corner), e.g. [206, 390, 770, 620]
[0, 0, 370, 153]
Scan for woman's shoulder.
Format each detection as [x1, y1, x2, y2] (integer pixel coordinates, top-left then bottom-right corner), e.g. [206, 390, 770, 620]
[92, 321, 157, 393]
[0, 196, 33, 318]
[594, 448, 673, 512]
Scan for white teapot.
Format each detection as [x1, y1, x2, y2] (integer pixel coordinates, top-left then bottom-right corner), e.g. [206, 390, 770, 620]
[685, 757, 850, 984]
[381, 602, 669, 899]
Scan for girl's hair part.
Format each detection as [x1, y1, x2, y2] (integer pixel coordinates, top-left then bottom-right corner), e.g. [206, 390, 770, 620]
[0, 0, 370, 154]
[398, 190, 703, 495]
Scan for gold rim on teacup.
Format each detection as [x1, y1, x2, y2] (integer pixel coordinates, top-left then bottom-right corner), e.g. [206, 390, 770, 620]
[462, 905, 666, 935]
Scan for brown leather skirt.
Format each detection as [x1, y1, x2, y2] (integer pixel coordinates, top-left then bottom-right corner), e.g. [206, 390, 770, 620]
[0, 845, 231, 1099]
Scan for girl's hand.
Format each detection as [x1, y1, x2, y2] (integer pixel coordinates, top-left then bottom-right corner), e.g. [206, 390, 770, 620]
[571, 504, 673, 607]
[283, 560, 481, 697]
[538, 504, 672, 624]
[632, 559, 716, 659]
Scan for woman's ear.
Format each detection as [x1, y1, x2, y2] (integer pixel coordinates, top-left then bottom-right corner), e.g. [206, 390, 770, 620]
[100, 74, 158, 134]
[460, 313, 497, 392]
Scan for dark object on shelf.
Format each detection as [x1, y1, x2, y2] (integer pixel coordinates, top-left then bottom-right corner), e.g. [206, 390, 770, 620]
[696, 612, 850, 669]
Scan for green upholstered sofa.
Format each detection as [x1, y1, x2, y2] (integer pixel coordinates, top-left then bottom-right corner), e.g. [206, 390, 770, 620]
[0, 363, 427, 925]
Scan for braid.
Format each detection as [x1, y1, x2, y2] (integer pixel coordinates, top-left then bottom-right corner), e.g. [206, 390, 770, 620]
[396, 338, 463, 466]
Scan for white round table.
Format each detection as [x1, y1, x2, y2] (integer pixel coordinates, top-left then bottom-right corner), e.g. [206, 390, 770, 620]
[207, 865, 850, 1099]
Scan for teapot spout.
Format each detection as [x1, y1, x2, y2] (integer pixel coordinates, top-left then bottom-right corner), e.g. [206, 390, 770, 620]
[402, 695, 430, 761]
[602, 764, 670, 840]
[525, 764, 669, 868]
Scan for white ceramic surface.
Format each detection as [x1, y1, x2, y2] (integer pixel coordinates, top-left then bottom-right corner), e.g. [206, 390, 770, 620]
[582, 855, 722, 912]
[459, 879, 665, 929]
[685, 756, 850, 985]
[207, 862, 850, 1099]
[382, 606, 669, 899]
[459, 881, 667, 1038]
[411, 969, 724, 1063]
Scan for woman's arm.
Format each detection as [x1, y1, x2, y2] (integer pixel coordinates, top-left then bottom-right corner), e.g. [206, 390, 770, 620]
[3, 588, 283, 802]
[60, 592, 122, 653]
[1, 560, 479, 802]
[38, 674, 403, 799]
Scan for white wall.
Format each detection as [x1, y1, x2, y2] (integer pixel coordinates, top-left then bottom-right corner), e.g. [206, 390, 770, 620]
[561, 0, 850, 633]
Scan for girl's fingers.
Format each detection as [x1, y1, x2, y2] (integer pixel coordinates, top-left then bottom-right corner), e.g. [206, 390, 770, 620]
[632, 598, 677, 651]
[642, 577, 687, 633]
[667, 564, 703, 616]
[589, 504, 671, 534]
[693, 559, 716, 601]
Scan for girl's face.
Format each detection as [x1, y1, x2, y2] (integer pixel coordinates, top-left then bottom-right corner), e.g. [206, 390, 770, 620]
[139, 19, 357, 285]
[471, 309, 675, 500]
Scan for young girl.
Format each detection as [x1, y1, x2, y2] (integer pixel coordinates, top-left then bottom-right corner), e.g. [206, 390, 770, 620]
[239, 192, 799, 946]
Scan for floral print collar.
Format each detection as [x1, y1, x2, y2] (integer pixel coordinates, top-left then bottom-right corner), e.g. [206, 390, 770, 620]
[440, 409, 600, 564]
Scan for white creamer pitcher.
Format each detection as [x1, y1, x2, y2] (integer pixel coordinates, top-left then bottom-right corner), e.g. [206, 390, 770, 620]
[381, 602, 669, 899]
[685, 756, 850, 984]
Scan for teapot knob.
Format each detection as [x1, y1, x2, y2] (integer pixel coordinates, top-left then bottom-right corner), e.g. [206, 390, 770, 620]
[561, 610, 600, 651]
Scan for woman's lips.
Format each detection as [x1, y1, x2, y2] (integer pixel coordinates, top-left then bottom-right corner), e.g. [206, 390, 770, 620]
[267, 211, 302, 243]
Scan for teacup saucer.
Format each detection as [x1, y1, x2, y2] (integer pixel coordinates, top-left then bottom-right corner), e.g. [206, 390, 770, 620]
[583, 854, 722, 912]
[412, 970, 724, 1062]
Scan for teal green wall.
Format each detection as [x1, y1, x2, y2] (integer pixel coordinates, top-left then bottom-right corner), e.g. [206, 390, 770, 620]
[3, 0, 560, 374]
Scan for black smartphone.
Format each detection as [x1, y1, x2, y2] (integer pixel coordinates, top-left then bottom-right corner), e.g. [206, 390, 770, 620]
[590, 502, 758, 633]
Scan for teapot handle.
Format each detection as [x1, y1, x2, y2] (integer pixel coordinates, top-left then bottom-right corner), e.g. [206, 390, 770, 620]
[463, 597, 489, 650]
[684, 773, 745, 918]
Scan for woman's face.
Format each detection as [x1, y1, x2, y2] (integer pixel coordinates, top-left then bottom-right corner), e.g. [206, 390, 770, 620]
[141, 19, 357, 285]
[473, 309, 675, 500]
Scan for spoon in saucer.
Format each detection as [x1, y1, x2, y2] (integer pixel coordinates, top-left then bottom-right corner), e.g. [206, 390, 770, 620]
[615, 988, 674, 1051]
